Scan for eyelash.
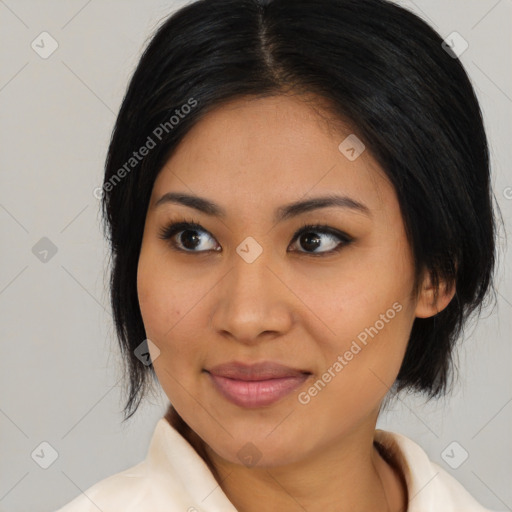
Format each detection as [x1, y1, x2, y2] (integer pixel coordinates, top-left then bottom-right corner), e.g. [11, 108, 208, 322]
[157, 217, 353, 257]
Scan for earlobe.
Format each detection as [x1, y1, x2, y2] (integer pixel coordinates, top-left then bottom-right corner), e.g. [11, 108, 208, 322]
[414, 270, 456, 319]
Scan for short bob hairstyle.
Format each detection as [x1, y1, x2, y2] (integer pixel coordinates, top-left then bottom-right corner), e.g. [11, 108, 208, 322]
[100, 0, 502, 421]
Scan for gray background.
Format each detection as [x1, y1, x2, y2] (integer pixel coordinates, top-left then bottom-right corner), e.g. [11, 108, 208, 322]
[0, 1, 511, 511]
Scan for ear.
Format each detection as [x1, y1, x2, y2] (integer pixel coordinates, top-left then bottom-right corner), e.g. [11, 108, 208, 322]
[414, 269, 456, 319]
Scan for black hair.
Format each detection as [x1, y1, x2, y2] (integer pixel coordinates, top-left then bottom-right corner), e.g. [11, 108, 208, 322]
[100, 0, 503, 421]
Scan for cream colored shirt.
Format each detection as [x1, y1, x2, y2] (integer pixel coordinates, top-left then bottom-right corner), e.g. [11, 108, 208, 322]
[55, 417, 502, 511]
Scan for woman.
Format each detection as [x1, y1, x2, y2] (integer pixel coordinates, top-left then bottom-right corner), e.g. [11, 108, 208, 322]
[56, 0, 504, 510]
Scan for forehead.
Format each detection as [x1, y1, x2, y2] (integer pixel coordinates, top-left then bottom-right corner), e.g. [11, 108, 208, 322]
[151, 95, 393, 219]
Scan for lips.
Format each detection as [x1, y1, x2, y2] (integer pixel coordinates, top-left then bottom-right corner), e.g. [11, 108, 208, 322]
[205, 361, 311, 408]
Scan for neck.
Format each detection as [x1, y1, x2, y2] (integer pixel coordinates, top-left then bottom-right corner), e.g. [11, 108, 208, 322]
[165, 405, 407, 512]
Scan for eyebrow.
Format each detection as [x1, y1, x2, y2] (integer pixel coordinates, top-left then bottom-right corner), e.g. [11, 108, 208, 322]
[154, 192, 371, 222]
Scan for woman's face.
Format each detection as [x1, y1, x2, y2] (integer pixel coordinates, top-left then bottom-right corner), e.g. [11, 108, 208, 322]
[137, 94, 437, 467]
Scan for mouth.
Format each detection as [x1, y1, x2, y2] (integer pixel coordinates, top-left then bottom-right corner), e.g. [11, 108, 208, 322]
[204, 361, 312, 408]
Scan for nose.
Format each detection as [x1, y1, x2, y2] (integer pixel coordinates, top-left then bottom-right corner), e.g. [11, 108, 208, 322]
[209, 248, 295, 346]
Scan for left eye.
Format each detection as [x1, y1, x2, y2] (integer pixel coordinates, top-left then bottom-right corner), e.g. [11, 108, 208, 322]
[289, 225, 352, 255]
[158, 221, 352, 256]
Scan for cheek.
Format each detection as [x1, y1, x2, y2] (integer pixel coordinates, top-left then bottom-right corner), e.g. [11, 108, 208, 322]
[301, 264, 413, 393]
[137, 253, 207, 378]
[299, 309, 411, 431]
[137, 249, 185, 336]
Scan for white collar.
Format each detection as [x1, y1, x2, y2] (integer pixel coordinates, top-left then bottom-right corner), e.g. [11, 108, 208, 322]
[141, 418, 493, 511]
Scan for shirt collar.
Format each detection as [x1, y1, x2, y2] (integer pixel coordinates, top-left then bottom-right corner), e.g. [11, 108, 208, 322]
[146, 418, 238, 511]
[374, 428, 438, 511]
[145, 417, 473, 511]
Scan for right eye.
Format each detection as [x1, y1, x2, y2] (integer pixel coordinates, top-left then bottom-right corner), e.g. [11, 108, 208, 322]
[158, 219, 221, 253]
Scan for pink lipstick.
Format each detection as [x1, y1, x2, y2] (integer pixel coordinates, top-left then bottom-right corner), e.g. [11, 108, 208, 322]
[205, 361, 311, 408]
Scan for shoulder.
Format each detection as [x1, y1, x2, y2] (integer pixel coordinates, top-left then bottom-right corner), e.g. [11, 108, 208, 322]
[53, 418, 238, 512]
[374, 429, 505, 512]
[54, 461, 151, 512]
[428, 460, 500, 511]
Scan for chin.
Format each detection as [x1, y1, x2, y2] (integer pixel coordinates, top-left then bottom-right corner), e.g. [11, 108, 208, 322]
[210, 438, 306, 469]
[202, 423, 314, 469]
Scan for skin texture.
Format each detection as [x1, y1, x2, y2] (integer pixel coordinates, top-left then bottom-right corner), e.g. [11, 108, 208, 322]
[136, 94, 455, 512]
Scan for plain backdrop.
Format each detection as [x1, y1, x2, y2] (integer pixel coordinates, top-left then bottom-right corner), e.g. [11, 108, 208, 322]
[0, 1, 511, 511]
